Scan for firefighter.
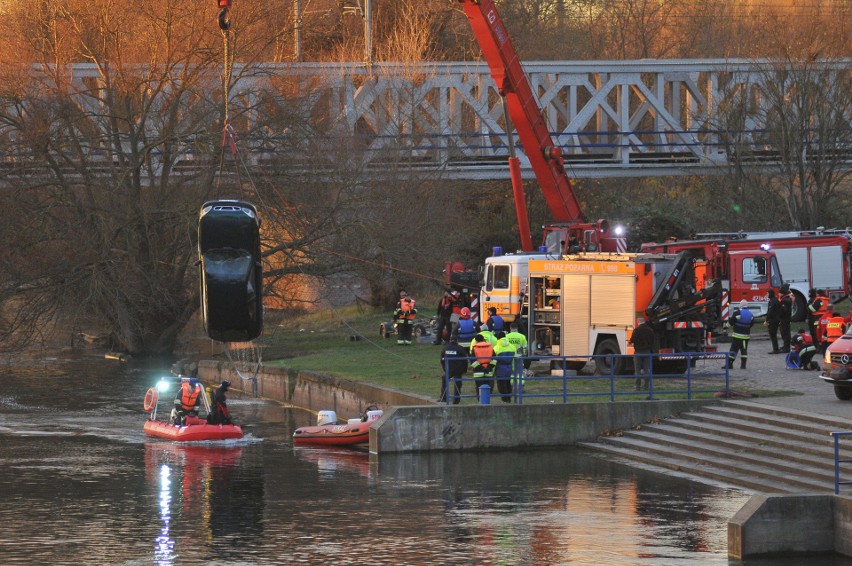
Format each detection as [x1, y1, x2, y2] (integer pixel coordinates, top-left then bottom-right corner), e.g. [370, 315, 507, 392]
[394, 294, 417, 345]
[456, 307, 479, 347]
[469, 334, 495, 402]
[822, 306, 846, 354]
[724, 300, 754, 370]
[433, 289, 456, 345]
[765, 289, 781, 354]
[807, 288, 829, 346]
[778, 283, 793, 353]
[439, 332, 468, 404]
[791, 328, 819, 370]
[172, 379, 203, 425]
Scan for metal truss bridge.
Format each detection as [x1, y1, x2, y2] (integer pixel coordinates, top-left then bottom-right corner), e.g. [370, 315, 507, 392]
[30, 59, 852, 181]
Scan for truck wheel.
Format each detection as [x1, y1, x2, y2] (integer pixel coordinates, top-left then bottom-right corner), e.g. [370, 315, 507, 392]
[654, 358, 689, 375]
[550, 359, 586, 372]
[594, 338, 625, 375]
[791, 292, 807, 323]
[834, 386, 852, 401]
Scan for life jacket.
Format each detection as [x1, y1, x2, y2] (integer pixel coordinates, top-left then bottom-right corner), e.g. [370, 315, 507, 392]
[457, 318, 478, 343]
[471, 340, 494, 367]
[180, 382, 202, 411]
[826, 316, 846, 342]
[487, 314, 505, 332]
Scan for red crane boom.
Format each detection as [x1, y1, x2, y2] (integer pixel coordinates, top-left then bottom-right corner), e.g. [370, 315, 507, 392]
[458, 0, 622, 253]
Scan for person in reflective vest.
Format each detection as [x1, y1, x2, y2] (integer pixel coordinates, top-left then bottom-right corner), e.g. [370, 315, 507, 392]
[808, 289, 829, 346]
[439, 332, 468, 404]
[724, 300, 754, 370]
[822, 306, 847, 354]
[394, 294, 417, 345]
[505, 323, 529, 384]
[493, 331, 516, 403]
[469, 334, 495, 402]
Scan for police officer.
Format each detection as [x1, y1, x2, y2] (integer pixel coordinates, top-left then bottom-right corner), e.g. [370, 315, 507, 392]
[439, 332, 468, 404]
[493, 331, 515, 403]
[725, 300, 754, 370]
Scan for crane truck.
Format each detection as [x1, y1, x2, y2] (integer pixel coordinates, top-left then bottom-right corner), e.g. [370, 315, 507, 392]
[456, 0, 738, 370]
[457, 0, 625, 256]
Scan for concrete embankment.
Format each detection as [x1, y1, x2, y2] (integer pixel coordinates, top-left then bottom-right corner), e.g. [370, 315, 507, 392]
[198, 359, 716, 453]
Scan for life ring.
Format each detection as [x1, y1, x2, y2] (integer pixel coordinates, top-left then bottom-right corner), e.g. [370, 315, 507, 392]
[143, 387, 159, 412]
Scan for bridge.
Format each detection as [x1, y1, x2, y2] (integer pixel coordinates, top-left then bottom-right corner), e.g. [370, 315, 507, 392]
[13, 59, 852, 181]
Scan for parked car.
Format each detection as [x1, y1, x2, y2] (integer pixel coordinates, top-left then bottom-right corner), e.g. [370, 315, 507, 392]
[379, 317, 436, 339]
[820, 331, 852, 400]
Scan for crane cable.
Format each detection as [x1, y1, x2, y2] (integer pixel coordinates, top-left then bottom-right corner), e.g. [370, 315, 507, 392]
[216, 0, 242, 198]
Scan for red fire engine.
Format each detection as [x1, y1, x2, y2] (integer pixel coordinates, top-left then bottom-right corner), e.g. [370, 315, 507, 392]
[695, 231, 852, 321]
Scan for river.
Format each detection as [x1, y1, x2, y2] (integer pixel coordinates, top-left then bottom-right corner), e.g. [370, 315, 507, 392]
[0, 352, 840, 565]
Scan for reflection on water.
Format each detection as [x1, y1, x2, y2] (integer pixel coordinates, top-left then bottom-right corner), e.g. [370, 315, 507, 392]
[1, 355, 849, 564]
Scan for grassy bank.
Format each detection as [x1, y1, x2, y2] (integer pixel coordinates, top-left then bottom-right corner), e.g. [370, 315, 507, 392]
[246, 306, 789, 403]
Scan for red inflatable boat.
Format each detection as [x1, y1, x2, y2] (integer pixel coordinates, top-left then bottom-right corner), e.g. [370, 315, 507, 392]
[143, 376, 244, 442]
[293, 409, 383, 446]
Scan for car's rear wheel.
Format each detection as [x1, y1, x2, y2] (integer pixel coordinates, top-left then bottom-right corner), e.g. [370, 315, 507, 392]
[834, 385, 852, 401]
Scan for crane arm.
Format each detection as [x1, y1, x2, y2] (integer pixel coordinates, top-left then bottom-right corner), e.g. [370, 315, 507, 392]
[458, 0, 585, 225]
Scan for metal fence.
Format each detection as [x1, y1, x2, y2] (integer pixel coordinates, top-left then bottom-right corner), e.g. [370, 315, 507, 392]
[442, 352, 731, 405]
[831, 431, 852, 494]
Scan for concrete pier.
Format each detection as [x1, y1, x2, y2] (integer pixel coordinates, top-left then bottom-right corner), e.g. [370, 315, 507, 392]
[728, 494, 852, 559]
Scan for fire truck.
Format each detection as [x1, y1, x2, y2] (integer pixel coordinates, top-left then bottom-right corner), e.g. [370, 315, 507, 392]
[457, 0, 625, 256]
[526, 252, 723, 374]
[695, 231, 852, 321]
[640, 238, 783, 319]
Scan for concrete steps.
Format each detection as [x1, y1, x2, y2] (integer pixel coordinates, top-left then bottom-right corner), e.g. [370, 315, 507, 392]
[580, 400, 852, 493]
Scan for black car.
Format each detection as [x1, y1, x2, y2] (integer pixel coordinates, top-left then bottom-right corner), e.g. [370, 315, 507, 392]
[198, 200, 263, 342]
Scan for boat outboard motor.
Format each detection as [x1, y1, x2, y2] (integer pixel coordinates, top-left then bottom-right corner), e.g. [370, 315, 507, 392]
[198, 200, 264, 342]
[317, 410, 337, 426]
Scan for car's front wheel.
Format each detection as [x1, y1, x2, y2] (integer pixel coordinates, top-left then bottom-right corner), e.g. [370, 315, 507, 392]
[834, 385, 852, 401]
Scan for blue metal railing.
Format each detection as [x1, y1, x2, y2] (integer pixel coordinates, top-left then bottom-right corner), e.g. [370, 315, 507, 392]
[830, 431, 852, 494]
[442, 351, 731, 405]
